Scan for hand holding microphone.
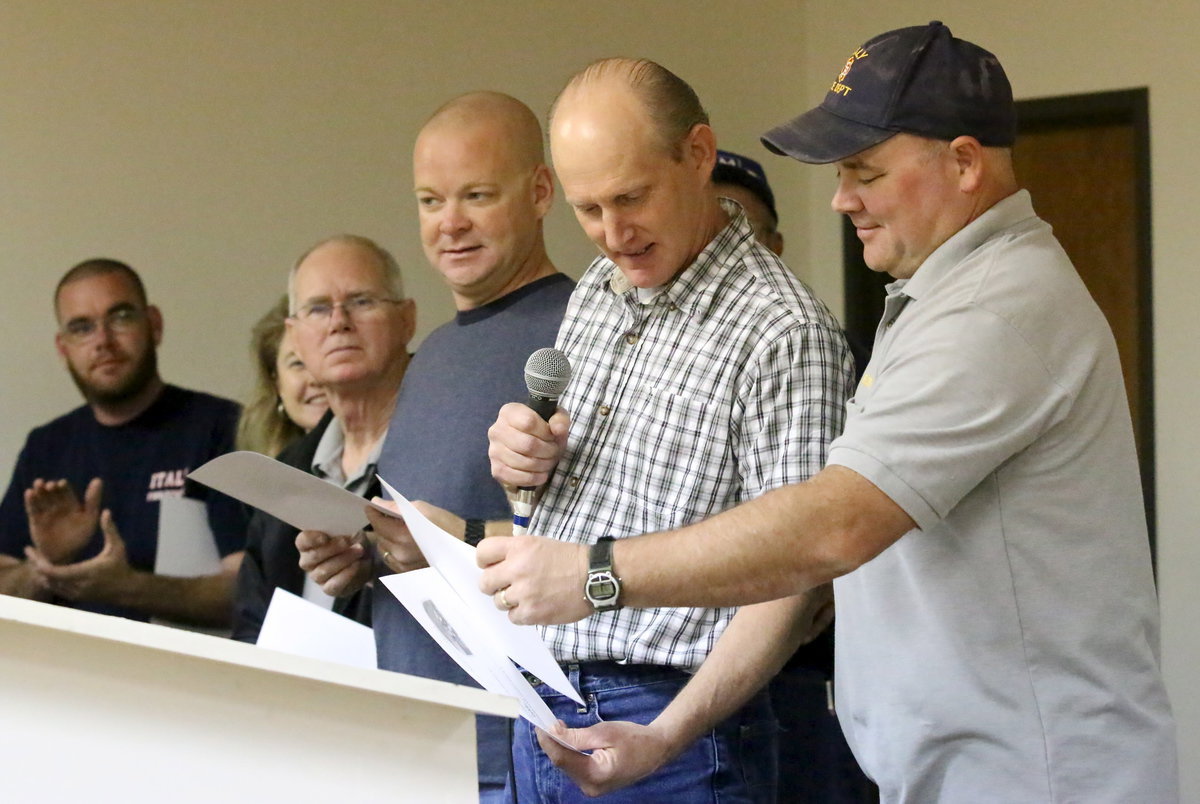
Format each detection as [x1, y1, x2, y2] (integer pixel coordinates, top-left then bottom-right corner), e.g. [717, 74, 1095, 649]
[487, 348, 572, 534]
[514, 348, 572, 533]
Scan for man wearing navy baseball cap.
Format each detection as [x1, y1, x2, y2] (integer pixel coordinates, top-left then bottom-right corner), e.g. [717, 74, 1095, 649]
[712, 150, 784, 255]
[713, 149, 875, 803]
[762, 21, 1017, 164]
[478, 22, 1179, 802]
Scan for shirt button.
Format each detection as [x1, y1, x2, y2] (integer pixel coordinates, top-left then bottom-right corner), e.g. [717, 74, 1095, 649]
[625, 333, 638, 345]
[568, 476, 581, 488]
[885, 319, 895, 329]
[598, 405, 611, 416]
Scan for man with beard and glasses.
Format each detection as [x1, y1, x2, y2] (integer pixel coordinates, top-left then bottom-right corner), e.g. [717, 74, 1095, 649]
[0, 259, 247, 627]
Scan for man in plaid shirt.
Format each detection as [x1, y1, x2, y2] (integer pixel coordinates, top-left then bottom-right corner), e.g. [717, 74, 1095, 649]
[487, 58, 854, 802]
[486, 24, 1179, 804]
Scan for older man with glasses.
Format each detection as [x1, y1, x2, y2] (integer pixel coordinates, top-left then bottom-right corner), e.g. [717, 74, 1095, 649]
[293, 92, 575, 802]
[0, 258, 248, 627]
[232, 234, 415, 641]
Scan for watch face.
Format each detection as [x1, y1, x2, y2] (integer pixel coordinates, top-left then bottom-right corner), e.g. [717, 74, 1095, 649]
[589, 579, 617, 600]
[586, 570, 620, 606]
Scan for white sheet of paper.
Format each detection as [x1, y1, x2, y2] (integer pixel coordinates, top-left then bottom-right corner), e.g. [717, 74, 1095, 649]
[381, 570, 560, 730]
[189, 451, 373, 534]
[154, 496, 221, 578]
[256, 587, 377, 670]
[377, 478, 582, 705]
[186, 452, 583, 731]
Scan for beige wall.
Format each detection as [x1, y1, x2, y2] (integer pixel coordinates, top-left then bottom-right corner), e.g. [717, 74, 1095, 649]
[2, 1, 1194, 798]
[0, 0, 810, 471]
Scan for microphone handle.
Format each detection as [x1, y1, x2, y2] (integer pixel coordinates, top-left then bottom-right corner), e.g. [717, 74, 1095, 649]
[512, 488, 536, 535]
[526, 392, 558, 421]
[513, 392, 558, 534]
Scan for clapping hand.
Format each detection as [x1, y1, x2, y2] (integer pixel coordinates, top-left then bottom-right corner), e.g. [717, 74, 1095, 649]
[24, 477, 103, 564]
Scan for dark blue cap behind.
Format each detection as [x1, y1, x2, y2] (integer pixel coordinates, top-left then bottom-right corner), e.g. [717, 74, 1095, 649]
[712, 149, 778, 223]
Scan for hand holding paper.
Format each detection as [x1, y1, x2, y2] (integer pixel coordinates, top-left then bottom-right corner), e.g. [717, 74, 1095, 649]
[295, 529, 371, 597]
[187, 452, 583, 747]
[375, 478, 581, 707]
[365, 499, 452, 573]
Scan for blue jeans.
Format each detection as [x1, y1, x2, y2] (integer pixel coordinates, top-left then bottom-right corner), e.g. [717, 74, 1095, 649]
[510, 662, 778, 803]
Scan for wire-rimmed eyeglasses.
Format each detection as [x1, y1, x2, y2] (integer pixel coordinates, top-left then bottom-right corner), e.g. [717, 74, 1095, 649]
[59, 305, 147, 343]
[290, 293, 404, 326]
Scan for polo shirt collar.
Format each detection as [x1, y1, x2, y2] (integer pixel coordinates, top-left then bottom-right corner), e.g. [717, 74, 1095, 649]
[311, 415, 386, 490]
[893, 189, 1037, 302]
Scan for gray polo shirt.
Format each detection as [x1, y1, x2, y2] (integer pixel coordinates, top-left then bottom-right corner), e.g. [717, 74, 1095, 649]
[828, 190, 1177, 802]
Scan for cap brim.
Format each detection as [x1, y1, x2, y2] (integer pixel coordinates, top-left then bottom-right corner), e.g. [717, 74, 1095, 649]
[761, 106, 897, 165]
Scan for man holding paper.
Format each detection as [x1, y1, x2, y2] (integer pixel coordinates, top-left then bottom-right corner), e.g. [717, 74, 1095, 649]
[296, 92, 573, 802]
[484, 59, 854, 801]
[481, 23, 1178, 803]
[232, 235, 414, 641]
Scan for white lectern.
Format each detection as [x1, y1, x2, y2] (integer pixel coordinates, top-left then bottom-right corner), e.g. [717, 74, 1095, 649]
[0, 595, 517, 803]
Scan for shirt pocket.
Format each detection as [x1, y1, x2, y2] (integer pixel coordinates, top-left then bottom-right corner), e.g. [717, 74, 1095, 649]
[621, 388, 732, 533]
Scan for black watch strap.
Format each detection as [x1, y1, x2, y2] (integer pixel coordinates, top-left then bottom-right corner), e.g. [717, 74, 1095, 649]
[464, 519, 486, 547]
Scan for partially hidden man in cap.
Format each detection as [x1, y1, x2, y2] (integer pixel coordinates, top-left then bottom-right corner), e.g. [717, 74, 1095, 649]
[714, 149, 874, 382]
[712, 150, 784, 256]
[477, 22, 1179, 802]
[713, 149, 875, 803]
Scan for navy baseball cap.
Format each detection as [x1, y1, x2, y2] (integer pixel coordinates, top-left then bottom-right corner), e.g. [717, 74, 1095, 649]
[762, 21, 1016, 164]
[712, 150, 778, 223]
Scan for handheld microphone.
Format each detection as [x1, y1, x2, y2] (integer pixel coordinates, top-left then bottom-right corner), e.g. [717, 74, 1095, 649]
[513, 347, 571, 535]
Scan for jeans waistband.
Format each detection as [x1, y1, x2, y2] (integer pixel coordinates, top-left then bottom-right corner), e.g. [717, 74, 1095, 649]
[523, 661, 690, 695]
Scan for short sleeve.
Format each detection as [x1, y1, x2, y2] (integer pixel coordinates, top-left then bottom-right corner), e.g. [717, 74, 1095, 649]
[829, 303, 1073, 531]
[0, 440, 37, 556]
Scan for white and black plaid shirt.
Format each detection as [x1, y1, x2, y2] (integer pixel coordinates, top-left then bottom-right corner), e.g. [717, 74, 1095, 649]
[532, 202, 854, 671]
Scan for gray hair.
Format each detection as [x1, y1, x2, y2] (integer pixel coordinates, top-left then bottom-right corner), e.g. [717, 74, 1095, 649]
[287, 234, 404, 313]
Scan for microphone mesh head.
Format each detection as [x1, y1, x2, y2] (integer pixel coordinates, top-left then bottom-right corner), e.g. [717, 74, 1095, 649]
[524, 348, 572, 397]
